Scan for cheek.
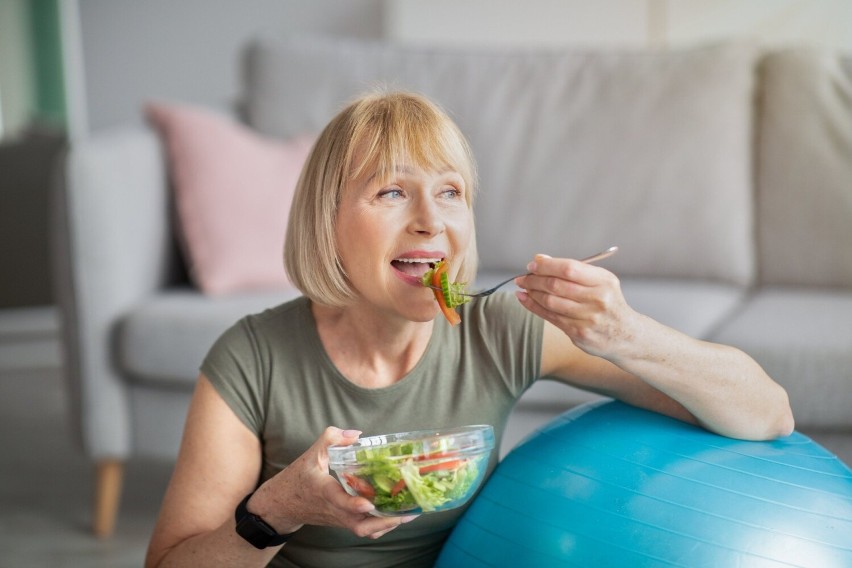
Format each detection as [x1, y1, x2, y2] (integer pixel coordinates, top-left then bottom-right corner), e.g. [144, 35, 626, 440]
[334, 212, 361, 268]
[336, 210, 385, 266]
[450, 210, 474, 250]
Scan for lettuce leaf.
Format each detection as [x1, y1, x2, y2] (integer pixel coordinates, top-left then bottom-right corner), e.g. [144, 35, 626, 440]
[422, 260, 471, 309]
[352, 438, 482, 513]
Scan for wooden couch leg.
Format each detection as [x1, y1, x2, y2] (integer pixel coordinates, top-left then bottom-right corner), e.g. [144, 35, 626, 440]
[93, 459, 124, 538]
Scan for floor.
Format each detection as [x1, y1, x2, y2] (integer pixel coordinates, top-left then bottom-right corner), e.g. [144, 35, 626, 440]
[1, 307, 850, 567]
[0, 308, 171, 567]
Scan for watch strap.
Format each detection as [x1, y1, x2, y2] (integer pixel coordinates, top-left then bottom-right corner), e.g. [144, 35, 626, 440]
[234, 491, 292, 548]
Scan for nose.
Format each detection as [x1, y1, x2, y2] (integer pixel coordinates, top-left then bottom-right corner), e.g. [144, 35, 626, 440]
[409, 197, 445, 237]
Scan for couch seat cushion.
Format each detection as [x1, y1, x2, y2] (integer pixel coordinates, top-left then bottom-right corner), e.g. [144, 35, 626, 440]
[118, 289, 300, 386]
[710, 287, 852, 428]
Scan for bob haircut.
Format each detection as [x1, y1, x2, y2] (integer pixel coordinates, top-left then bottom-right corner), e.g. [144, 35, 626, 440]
[284, 90, 479, 308]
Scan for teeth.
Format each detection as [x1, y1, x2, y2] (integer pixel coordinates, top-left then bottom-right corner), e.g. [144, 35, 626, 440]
[394, 258, 442, 264]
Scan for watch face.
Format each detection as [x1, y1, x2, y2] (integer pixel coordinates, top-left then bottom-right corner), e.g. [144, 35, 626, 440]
[236, 515, 276, 549]
[235, 494, 291, 549]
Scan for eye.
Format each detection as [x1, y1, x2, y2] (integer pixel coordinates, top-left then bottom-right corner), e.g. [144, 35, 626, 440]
[378, 188, 404, 200]
[440, 186, 463, 200]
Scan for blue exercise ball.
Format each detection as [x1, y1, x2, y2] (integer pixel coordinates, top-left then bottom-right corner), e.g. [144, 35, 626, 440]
[437, 400, 852, 567]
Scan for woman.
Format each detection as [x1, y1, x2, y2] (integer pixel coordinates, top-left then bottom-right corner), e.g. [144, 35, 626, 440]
[145, 91, 794, 568]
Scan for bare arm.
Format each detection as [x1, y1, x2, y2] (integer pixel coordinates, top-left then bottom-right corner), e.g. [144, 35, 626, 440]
[517, 255, 794, 441]
[146, 375, 414, 568]
[145, 375, 278, 567]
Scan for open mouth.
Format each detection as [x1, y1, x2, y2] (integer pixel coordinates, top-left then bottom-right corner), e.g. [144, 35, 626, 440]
[391, 257, 442, 279]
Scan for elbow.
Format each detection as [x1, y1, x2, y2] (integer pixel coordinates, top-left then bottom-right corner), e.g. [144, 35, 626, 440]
[774, 387, 796, 438]
[774, 401, 796, 439]
[726, 388, 795, 442]
[762, 411, 795, 441]
[758, 389, 796, 441]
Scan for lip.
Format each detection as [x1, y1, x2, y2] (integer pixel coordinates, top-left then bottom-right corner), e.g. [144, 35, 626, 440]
[394, 270, 430, 287]
[391, 249, 446, 287]
[393, 249, 446, 261]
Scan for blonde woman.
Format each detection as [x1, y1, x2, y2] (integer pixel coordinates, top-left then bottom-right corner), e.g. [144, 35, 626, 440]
[146, 91, 793, 568]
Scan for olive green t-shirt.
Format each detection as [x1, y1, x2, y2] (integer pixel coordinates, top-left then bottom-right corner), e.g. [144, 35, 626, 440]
[202, 292, 544, 568]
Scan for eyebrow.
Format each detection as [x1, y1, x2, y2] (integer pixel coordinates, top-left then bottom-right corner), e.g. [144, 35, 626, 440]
[364, 165, 457, 184]
[363, 164, 410, 184]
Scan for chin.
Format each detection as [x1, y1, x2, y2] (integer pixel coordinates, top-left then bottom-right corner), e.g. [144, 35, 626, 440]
[403, 305, 440, 324]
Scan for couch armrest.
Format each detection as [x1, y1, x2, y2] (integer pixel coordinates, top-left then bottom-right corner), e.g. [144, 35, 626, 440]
[53, 126, 178, 459]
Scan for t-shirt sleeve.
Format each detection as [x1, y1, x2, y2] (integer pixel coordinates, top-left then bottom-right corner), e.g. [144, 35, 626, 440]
[463, 292, 545, 398]
[200, 318, 267, 435]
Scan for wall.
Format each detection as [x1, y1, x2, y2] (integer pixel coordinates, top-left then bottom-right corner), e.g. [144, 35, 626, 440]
[76, 0, 384, 134]
[385, 0, 852, 51]
[0, 0, 36, 139]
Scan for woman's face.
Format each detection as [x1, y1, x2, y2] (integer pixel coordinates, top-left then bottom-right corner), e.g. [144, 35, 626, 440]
[335, 157, 473, 322]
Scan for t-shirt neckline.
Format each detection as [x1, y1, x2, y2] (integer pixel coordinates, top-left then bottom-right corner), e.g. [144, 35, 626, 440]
[299, 297, 446, 397]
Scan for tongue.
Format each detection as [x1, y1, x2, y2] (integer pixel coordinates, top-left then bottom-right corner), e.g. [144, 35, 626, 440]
[392, 261, 431, 278]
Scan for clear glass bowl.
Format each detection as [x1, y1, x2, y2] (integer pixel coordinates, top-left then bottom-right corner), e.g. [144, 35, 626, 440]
[328, 425, 495, 517]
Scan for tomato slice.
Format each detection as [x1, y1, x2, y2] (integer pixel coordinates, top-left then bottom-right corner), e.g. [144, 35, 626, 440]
[431, 262, 461, 326]
[419, 459, 466, 474]
[415, 451, 459, 461]
[343, 473, 376, 499]
[391, 479, 407, 497]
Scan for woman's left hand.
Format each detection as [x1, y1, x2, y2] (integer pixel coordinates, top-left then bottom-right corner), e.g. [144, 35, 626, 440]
[515, 254, 636, 359]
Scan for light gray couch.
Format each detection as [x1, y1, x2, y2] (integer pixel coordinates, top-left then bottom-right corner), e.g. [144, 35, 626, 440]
[53, 35, 852, 537]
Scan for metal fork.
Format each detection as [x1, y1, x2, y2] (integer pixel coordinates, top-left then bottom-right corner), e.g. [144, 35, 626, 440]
[430, 246, 619, 298]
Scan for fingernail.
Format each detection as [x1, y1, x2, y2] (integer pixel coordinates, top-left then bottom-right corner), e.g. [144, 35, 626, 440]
[526, 261, 536, 272]
[342, 429, 362, 438]
[400, 515, 419, 523]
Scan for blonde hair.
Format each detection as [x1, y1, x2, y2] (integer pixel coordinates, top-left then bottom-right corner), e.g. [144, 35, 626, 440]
[284, 90, 479, 307]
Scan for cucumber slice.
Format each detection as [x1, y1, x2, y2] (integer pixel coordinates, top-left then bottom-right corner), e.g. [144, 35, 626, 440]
[373, 474, 395, 494]
[440, 271, 454, 306]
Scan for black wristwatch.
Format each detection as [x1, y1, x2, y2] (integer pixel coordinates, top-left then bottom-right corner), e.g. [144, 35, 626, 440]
[234, 491, 292, 549]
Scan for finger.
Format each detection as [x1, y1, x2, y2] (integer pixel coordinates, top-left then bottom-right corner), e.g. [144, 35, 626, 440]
[367, 525, 400, 539]
[517, 284, 586, 319]
[527, 255, 605, 287]
[312, 426, 362, 468]
[519, 272, 591, 302]
[318, 426, 362, 449]
[356, 517, 416, 539]
[522, 276, 600, 314]
[369, 514, 419, 538]
[326, 482, 376, 515]
[350, 515, 407, 539]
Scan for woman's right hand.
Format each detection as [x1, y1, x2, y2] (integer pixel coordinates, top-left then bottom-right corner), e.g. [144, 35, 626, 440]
[249, 427, 418, 540]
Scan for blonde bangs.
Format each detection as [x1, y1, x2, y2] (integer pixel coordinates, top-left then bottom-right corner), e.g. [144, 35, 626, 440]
[346, 93, 477, 207]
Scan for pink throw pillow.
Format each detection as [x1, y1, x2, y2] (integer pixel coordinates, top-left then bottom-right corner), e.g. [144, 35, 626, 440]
[146, 102, 313, 295]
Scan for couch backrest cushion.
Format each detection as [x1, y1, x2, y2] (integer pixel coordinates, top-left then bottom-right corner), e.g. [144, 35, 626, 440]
[757, 49, 852, 288]
[243, 36, 757, 286]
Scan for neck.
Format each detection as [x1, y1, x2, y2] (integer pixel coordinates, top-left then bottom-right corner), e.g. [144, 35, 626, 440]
[312, 302, 434, 388]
